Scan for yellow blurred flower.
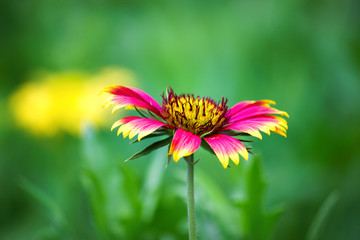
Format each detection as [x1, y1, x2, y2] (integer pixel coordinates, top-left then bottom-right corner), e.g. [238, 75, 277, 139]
[9, 67, 135, 137]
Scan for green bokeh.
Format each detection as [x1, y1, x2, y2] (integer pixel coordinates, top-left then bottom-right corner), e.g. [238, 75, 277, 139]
[1, 1, 359, 239]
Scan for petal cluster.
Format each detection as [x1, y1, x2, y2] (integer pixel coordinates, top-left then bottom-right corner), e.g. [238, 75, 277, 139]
[102, 86, 289, 168]
[102, 85, 164, 117]
[223, 100, 289, 139]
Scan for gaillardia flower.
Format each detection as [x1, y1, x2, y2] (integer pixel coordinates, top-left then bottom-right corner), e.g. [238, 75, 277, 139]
[102, 86, 288, 168]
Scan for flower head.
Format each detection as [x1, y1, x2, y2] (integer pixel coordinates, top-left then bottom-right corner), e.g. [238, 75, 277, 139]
[162, 88, 229, 136]
[103, 86, 289, 168]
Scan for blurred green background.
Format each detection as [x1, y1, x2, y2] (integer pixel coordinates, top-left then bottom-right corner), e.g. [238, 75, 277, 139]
[1, 0, 360, 239]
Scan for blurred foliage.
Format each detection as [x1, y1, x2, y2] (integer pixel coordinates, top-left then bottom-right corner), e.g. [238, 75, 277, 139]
[1, 0, 360, 239]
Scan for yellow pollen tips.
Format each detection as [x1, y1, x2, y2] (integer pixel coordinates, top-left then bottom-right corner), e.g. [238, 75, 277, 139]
[162, 90, 228, 135]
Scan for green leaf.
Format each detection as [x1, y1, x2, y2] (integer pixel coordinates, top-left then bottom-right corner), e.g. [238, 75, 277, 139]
[247, 147, 254, 155]
[306, 191, 339, 240]
[20, 178, 71, 237]
[140, 149, 167, 222]
[195, 169, 239, 236]
[219, 130, 251, 137]
[134, 106, 150, 118]
[118, 165, 142, 211]
[235, 157, 284, 240]
[130, 130, 169, 143]
[200, 139, 216, 155]
[80, 169, 109, 239]
[125, 136, 172, 162]
[166, 145, 172, 168]
[21, 179, 65, 224]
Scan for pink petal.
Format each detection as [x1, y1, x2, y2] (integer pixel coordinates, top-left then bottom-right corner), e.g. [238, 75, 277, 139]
[223, 100, 289, 139]
[204, 134, 249, 168]
[227, 100, 275, 117]
[102, 85, 164, 117]
[222, 117, 287, 139]
[169, 129, 201, 162]
[111, 116, 171, 141]
[226, 101, 255, 117]
[229, 106, 289, 123]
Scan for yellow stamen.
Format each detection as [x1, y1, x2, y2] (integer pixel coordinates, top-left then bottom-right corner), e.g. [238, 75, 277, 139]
[162, 91, 229, 135]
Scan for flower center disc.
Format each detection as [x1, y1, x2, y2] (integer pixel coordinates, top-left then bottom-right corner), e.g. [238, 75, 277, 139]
[162, 89, 229, 135]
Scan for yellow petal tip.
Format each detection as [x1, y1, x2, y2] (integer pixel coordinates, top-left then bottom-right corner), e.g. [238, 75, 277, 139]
[172, 153, 180, 163]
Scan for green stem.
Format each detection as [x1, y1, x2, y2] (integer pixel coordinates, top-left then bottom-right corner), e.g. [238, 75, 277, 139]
[186, 154, 197, 240]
